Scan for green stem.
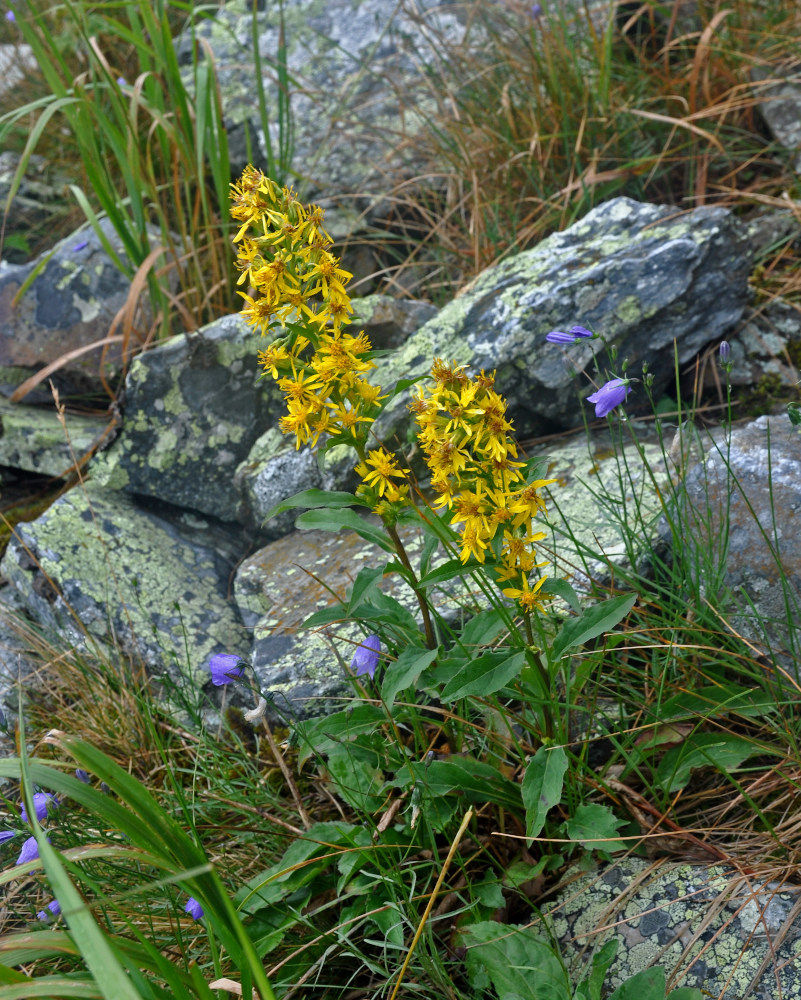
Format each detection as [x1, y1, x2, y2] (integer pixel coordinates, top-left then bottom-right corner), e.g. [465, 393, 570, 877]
[385, 521, 437, 650]
[523, 610, 554, 740]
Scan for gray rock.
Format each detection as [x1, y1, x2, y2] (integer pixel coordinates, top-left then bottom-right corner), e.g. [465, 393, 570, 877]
[0, 397, 109, 478]
[660, 415, 801, 673]
[751, 61, 801, 173]
[373, 197, 751, 444]
[235, 428, 324, 540]
[90, 313, 280, 522]
[0, 584, 40, 749]
[720, 297, 801, 392]
[352, 294, 437, 350]
[545, 858, 801, 1000]
[0, 483, 249, 685]
[0, 153, 69, 265]
[181, 0, 471, 234]
[0, 217, 144, 394]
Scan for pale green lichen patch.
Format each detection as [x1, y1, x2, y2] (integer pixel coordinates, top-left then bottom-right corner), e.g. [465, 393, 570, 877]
[0, 483, 248, 685]
[541, 858, 801, 999]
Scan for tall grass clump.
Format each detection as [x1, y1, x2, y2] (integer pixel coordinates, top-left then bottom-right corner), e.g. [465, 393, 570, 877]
[387, 0, 801, 298]
[0, 0, 288, 365]
[2, 169, 800, 997]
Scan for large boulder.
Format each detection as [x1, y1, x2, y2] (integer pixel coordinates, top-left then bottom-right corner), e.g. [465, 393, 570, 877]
[90, 314, 279, 522]
[374, 197, 752, 442]
[0, 484, 249, 684]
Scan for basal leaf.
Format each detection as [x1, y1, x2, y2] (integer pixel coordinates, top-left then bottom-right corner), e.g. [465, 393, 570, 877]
[655, 733, 763, 793]
[461, 921, 571, 1000]
[563, 803, 625, 852]
[522, 746, 568, 845]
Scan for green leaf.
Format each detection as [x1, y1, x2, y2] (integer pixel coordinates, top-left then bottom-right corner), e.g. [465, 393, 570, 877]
[461, 921, 571, 1000]
[666, 990, 705, 999]
[440, 650, 526, 702]
[294, 704, 386, 767]
[417, 557, 478, 588]
[0, 978, 104, 999]
[539, 577, 581, 614]
[606, 967, 668, 999]
[458, 608, 509, 651]
[655, 733, 763, 793]
[656, 685, 774, 721]
[295, 508, 394, 552]
[575, 939, 618, 1000]
[262, 488, 363, 523]
[522, 746, 568, 845]
[347, 566, 386, 615]
[326, 742, 385, 813]
[394, 758, 522, 812]
[382, 646, 439, 710]
[550, 592, 637, 661]
[563, 803, 626, 852]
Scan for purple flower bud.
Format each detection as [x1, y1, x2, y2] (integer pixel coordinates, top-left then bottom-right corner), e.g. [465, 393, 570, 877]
[0, 830, 16, 845]
[17, 835, 47, 866]
[569, 325, 594, 338]
[586, 378, 631, 418]
[719, 341, 730, 363]
[5, 10, 15, 22]
[117, 77, 127, 86]
[20, 792, 58, 824]
[36, 899, 61, 921]
[545, 330, 578, 344]
[184, 896, 204, 920]
[71, 240, 89, 252]
[75, 768, 91, 784]
[100, 782, 111, 795]
[531, 2, 542, 15]
[351, 635, 381, 679]
[208, 653, 245, 686]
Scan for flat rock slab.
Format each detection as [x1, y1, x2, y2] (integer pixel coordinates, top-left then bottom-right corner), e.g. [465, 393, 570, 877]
[375, 197, 750, 442]
[0, 484, 248, 684]
[234, 520, 457, 718]
[0, 398, 108, 478]
[544, 858, 801, 999]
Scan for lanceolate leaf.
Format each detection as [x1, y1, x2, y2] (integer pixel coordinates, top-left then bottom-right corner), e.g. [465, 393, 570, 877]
[550, 593, 637, 661]
[522, 746, 568, 845]
[440, 650, 526, 702]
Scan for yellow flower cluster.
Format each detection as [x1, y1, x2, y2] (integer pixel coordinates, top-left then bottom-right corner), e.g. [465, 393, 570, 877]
[230, 164, 353, 333]
[231, 167, 408, 512]
[410, 360, 555, 612]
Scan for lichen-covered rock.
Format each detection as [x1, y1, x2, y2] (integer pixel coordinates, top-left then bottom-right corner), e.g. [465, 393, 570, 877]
[0, 217, 149, 391]
[0, 484, 249, 683]
[0, 398, 108, 478]
[750, 61, 801, 172]
[90, 314, 281, 522]
[0, 584, 40, 751]
[716, 297, 801, 392]
[352, 294, 438, 350]
[0, 152, 68, 266]
[544, 858, 801, 999]
[374, 197, 751, 443]
[660, 414, 801, 674]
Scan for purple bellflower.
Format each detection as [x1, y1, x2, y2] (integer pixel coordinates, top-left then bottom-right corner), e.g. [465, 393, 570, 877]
[21, 792, 58, 824]
[351, 635, 381, 679]
[545, 325, 594, 344]
[37, 899, 61, 921]
[0, 830, 16, 845]
[586, 378, 631, 418]
[208, 653, 245, 686]
[5, 9, 15, 22]
[17, 835, 48, 866]
[185, 896, 204, 920]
